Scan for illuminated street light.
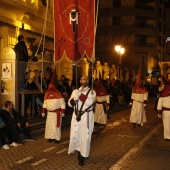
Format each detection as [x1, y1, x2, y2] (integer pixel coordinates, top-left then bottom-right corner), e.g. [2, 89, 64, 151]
[115, 45, 125, 81]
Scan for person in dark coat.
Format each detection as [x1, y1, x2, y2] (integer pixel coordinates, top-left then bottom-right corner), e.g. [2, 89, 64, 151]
[0, 116, 19, 149]
[0, 101, 34, 144]
[14, 35, 29, 90]
[0, 101, 23, 144]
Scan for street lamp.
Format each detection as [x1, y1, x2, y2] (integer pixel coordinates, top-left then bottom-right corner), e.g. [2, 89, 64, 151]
[115, 45, 125, 81]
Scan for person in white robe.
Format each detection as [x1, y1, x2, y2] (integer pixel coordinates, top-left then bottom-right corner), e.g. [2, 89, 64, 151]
[129, 66, 148, 127]
[42, 68, 65, 143]
[157, 76, 170, 141]
[68, 75, 96, 166]
[94, 76, 110, 125]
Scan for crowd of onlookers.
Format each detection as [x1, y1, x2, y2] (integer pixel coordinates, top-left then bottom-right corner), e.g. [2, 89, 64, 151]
[22, 66, 160, 117]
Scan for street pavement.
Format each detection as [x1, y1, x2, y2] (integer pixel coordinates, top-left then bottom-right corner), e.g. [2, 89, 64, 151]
[0, 98, 170, 170]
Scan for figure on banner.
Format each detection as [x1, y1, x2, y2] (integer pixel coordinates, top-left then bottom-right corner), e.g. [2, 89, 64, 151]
[41, 68, 65, 144]
[68, 9, 80, 33]
[94, 61, 103, 80]
[68, 75, 96, 166]
[129, 66, 148, 127]
[103, 62, 110, 80]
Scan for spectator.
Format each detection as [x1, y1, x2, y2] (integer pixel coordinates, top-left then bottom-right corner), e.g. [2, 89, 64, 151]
[0, 101, 24, 144]
[0, 115, 19, 149]
[14, 35, 29, 90]
[40, 67, 52, 90]
[29, 76, 39, 90]
[23, 72, 31, 117]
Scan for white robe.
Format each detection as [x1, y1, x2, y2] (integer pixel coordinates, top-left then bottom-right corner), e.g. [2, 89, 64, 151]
[68, 87, 96, 157]
[94, 95, 110, 124]
[130, 92, 148, 125]
[43, 98, 65, 140]
[157, 96, 170, 139]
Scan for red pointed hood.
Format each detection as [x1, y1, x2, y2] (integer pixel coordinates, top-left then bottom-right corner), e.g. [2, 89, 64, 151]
[95, 72, 109, 96]
[132, 66, 147, 94]
[159, 75, 170, 97]
[44, 67, 63, 99]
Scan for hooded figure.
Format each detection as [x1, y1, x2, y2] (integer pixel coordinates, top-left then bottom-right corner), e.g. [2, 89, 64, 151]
[129, 66, 148, 127]
[41, 68, 65, 143]
[94, 72, 110, 125]
[157, 75, 170, 141]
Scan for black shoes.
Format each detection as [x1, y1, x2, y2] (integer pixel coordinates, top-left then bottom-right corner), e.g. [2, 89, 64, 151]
[48, 139, 55, 142]
[132, 123, 141, 127]
[78, 151, 84, 166]
[55, 140, 60, 144]
[133, 123, 136, 127]
[48, 139, 60, 144]
[165, 139, 170, 141]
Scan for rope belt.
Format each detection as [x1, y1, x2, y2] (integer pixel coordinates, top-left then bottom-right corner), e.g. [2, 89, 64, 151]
[133, 100, 144, 103]
[48, 109, 61, 127]
[96, 101, 106, 104]
[49, 109, 58, 112]
[162, 107, 170, 111]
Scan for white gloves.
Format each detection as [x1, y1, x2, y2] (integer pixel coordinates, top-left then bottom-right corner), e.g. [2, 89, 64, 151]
[129, 103, 132, 106]
[60, 114, 65, 117]
[144, 104, 146, 107]
[42, 113, 46, 117]
[158, 114, 161, 118]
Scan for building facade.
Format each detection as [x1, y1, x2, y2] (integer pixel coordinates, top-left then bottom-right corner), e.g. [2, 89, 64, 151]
[0, 0, 169, 84]
[96, 0, 168, 84]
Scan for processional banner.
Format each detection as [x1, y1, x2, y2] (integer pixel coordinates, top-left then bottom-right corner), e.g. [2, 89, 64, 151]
[54, 0, 95, 62]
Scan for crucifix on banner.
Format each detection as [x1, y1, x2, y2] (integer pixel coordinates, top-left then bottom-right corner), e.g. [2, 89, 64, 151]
[68, 9, 81, 33]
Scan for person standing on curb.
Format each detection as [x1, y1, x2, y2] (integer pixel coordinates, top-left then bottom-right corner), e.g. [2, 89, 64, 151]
[14, 35, 29, 90]
[157, 76, 170, 141]
[129, 66, 148, 127]
[68, 75, 96, 166]
[42, 68, 65, 144]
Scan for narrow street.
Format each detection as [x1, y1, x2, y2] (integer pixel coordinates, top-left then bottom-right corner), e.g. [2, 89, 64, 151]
[0, 98, 169, 170]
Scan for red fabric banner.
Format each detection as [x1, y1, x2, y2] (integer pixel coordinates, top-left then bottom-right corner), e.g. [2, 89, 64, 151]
[54, 0, 95, 62]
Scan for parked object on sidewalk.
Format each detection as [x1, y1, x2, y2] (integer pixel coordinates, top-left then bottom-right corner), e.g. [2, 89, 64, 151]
[129, 66, 148, 127]
[157, 75, 170, 141]
[68, 75, 96, 166]
[41, 68, 65, 144]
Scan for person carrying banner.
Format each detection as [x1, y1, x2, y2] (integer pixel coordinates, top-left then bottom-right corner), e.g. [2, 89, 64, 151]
[41, 68, 65, 144]
[68, 75, 96, 166]
[129, 66, 148, 127]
